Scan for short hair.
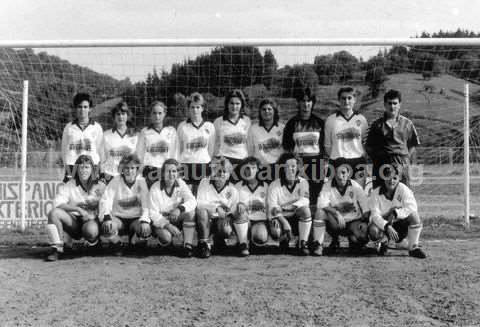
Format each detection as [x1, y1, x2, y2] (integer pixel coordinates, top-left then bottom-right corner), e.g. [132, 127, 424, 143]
[118, 154, 141, 175]
[295, 87, 316, 109]
[73, 93, 93, 108]
[384, 89, 402, 103]
[238, 156, 262, 182]
[258, 98, 280, 127]
[337, 86, 356, 99]
[73, 154, 97, 190]
[277, 152, 303, 184]
[149, 100, 168, 115]
[223, 89, 247, 120]
[187, 92, 205, 107]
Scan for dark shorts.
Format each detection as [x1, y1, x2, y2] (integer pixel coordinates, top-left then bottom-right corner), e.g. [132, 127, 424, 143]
[300, 155, 325, 205]
[391, 219, 409, 243]
[372, 155, 410, 188]
[328, 157, 367, 180]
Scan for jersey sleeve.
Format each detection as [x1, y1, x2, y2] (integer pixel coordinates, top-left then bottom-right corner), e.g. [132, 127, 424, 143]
[61, 124, 69, 165]
[207, 123, 216, 159]
[369, 190, 386, 229]
[360, 115, 368, 149]
[246, 126, 255, 157]
[213, 118, 222, 156]
[316, 184, 331, 209]
[178, 180, 197, 213]
[95, 123, 104, 163]
[395, 185, 418, 219]
[54, 181, 71, 207]
[292, 179, 310, 208]
[176, 122, 185, 158]
[407, 121, 420, 149]
[267, 182, 281, 219]
[98, 177, 117, 221]
[146, 184, 169, 228]
[136, 129, 146, 163]
[323, 115, 333, 158]
[170, 127, 179, 161]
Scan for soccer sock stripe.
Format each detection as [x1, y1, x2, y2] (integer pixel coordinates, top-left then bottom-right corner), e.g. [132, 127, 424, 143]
[313, 219, 325, 244]
[298, 217, 312, 242]
[234, 221, 249, 244]
[407, 224, 423, 250]
[182, 221, 195, 246]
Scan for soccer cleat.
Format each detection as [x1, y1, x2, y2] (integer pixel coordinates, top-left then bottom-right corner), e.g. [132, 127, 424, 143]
[326, 240, 339, 255]
[182, 243, 194, 258]
[198, 241, 211, 258]
[279, 239, 290, 253]
[310, 241, 323, 256]
[298, 240, 310, 256]
[409, 247, 427, 259]
[238, 243, 249, 257]
[377, 241, 388, 256]
[45, 248, 60, 262]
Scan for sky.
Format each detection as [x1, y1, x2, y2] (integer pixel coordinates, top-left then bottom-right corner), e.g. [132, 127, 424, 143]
[1, 0, 479, 82]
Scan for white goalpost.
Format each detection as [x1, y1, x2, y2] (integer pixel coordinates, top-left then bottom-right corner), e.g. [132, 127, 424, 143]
[2, 37, 479, 230]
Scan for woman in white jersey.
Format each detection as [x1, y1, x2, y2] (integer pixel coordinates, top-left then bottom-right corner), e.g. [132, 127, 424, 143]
[137, 101, 178, 188]
[267, 152, 312, 255]
[177, 92, 215, 195]
[98, 154, 150, 255]
[247, 98, 284, 183]
[61, 93, 103, 183]
[213, 89, 251, 183]
[100, 101, 138, 184]
[235, 156, 270, 256]
[46, 155, 105, 261]
[147, 158, 197, 258]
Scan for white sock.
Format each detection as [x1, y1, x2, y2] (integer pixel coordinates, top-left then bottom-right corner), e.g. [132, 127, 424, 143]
[46, 224, 63, 250]
[312, 219, 325, 244]
[407, 224, 422, 250]
[182, 221, 196, 246]
[234, 221, 249, 244]
[298, 218, 312, 242]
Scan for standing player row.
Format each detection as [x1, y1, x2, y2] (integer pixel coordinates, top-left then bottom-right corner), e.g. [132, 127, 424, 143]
[62, 87, 419, 196]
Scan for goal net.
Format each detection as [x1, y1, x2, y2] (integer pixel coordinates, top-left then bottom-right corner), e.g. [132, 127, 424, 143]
[0, 41, 479, 228]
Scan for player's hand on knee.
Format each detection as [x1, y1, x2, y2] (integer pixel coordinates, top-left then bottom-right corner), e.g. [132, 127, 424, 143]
[386, 225, 399, 242]
[169, 208, 181, 224]
[216, 206, 228, 220]
[166, 223, 181, 237]
[139, 222, 151, 238]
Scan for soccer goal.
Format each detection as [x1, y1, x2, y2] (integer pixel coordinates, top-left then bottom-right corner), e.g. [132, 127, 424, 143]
[0, 38, 478, 230]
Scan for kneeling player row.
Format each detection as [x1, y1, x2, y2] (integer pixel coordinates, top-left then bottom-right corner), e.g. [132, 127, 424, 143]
[45, 153, 427, 261]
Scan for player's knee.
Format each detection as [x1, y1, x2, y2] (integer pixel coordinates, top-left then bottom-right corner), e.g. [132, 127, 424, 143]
[367, 223, 384, 241]
[314, 208, 327, 221]
[47, 208, 63, 224]
[82, 221, 99, 242]
[154, 228, 172, 246]
[295, 206, 311, 220]
[407, 212, 421, 225]
[135, 222, 151, 239]
[182, 210, 195, 222]
[269, 223, 282, 240]
[251, 223, 268, 245]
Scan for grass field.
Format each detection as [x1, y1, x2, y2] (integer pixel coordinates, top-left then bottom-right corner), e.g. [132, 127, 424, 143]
[0, 218, 479, 327]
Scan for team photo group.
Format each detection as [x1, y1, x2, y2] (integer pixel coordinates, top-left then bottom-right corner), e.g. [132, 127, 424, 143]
[45, 85, 427, 261]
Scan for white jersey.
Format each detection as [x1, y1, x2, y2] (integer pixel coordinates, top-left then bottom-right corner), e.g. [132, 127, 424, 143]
[235, 181, 268, 221]
[324, 112, 367, 159]
[146, 179, 197, 228]
[317, 179, 368, 223]
[247, 122, 285, 164]
[101, 129, 138, 176]
[213, 115, 251, 159]
[54, 179, 104, 216]
[61, 120, 103, 165]
[177, 120, 215, 164]
[369, 182, 418, 230]
[197, 177, 239, 218]
[136, 126, 178, 168]
[267, 177, 310, 218]
[99, 175, 148, 221]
